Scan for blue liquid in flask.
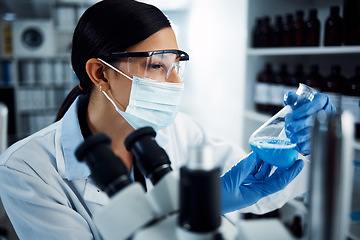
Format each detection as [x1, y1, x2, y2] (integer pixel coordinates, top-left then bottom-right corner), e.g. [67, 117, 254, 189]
[249, 137, 298, 168]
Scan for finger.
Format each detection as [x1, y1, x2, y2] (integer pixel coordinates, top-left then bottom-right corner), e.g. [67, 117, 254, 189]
[250, 154, 264, 176]
[241, 154, 267, 184]
[291, 93, 329, 119]
[288, 127, 312, 144]
[252, 159, 305, 197]
[285, 114, 315, 133]
[243, 154, 266, 184]
[253, 162, 272, 181]
[221, 152, 258, 189]
[268, 159, 304, 187]
[296, 141, 312, 155]
[283, 91, 298, 106]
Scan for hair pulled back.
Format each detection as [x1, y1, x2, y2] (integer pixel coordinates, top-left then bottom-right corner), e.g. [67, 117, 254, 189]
[55, 0, 171, 121]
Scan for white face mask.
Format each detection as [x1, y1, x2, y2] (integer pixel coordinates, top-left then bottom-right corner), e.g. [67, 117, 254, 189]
[98, 58, 184, 131]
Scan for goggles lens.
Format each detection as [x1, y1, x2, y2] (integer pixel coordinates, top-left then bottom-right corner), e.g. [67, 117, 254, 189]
[105, 50, 189, 82]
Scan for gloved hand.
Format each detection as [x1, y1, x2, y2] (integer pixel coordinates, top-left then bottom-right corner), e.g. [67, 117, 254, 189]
[284, 92, 336, 155]
[221, 152, 304, 214]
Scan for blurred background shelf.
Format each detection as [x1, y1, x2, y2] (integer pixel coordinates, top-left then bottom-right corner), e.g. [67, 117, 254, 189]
[247, 45, 360, 56]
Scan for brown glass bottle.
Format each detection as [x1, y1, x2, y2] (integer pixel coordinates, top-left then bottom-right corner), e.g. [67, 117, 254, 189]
[343, 0, 360, 45]
[260, 16, 273, 47]
[255, 63, 273, 113]
[284, 65, 299, 94]
[304, 65, 323, 92]
[324, 6, 343, 46]
[293, 64, 306, 84]
[252, 18, 263, 48]
[305, 9, 321, 46]
[341, 66, 360, 139]
[283, 14, 295, 47]
[294, 10, 305, 46]
[269, 64, 287, 114]
[321, 65, 345, 110]
[272, 15, 284, 47]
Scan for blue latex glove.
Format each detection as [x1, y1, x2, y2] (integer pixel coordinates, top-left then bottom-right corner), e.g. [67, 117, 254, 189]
[221, 152, 304, 214]
[284, 92, 336, 155]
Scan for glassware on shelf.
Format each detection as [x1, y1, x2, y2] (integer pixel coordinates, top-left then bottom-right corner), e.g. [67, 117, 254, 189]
[249, 83, 317, 168]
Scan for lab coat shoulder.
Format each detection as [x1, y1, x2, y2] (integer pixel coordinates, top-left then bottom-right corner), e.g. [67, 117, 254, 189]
[0, 121, 59, 179]
[0, 121, 96, 240]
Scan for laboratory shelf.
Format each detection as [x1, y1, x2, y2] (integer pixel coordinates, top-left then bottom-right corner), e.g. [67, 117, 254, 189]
[0, 55, 70, 60]
[247, 46, 360, 56]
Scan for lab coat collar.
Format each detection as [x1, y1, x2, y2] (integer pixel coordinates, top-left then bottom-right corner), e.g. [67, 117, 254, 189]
[61, 97, 91, 180]
[60, 96, 171, 181]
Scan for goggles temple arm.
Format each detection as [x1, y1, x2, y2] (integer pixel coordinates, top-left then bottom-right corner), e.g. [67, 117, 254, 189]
[97, 58, 133, 81]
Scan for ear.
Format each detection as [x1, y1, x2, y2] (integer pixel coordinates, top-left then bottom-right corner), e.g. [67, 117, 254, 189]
[86, 58, 110, 91]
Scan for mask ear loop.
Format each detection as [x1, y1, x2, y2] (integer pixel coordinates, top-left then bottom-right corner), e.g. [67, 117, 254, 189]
[99, 84, 122, 113]
[97, 58, 133, 81]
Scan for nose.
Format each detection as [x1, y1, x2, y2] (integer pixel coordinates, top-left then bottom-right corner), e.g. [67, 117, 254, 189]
[167, 69, 182, 83]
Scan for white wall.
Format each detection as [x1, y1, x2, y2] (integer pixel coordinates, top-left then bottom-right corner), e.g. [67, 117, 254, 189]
[179, 0, 248, 146]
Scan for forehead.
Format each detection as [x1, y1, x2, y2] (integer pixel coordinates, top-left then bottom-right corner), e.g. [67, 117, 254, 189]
[126, 27, 179, 52]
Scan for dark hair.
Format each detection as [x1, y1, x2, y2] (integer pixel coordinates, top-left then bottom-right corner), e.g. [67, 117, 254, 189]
[55, 0, 171, 121]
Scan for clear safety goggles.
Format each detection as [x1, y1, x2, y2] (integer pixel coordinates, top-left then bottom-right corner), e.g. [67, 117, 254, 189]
[103, 50, 189, 82]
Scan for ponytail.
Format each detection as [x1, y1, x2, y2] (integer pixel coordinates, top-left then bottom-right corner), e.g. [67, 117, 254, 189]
[55, 86, 84, 121]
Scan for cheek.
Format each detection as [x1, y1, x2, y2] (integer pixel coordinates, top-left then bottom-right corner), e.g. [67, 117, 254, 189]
[112, 77, 132, 107]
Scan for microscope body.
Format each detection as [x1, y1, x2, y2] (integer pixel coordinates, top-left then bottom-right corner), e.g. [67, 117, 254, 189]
[76, 127, 238, 240]
[94, 170, 238, 240]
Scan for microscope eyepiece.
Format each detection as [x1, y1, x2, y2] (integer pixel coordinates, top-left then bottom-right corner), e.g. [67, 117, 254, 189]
[75, 133, 132, 197]
[125, 127, 172, 185]
[124, 127, 156, 150]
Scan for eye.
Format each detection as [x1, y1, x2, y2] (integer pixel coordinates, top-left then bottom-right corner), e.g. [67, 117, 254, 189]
[148, 64, 163, 70]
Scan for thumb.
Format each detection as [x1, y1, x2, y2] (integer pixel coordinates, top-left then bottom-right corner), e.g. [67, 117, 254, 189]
[254, 159, 304, 197]
[221, 152, 257, 190]
[284, 91, 298, 107]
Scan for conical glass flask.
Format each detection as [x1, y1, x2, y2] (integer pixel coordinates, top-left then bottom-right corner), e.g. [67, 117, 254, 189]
[249, 83, 317, 168]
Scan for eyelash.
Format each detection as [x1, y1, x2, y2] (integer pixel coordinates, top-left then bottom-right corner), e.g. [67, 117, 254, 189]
[148, 63, 166, 71]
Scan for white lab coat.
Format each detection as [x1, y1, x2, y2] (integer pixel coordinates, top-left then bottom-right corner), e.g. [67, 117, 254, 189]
[0, 97, 309, 239]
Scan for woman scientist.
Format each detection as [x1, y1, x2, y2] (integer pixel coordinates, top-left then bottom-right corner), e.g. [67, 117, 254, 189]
[0, 0, 335, 239]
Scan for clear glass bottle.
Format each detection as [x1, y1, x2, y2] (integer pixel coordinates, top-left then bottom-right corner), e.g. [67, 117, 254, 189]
[249, 84, 317, 168]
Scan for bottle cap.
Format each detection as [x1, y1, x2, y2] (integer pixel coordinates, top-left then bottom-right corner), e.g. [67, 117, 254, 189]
[331, 65, 341, 74]
[355, 66, 360, 75]
[286, 13, 293, 21]
[309, 9, 317, 18]
[310, 64, 319, 72]
[296, 10, 304, 18]
[330, 6, 340, 15]
[275, 15, 283, 23]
